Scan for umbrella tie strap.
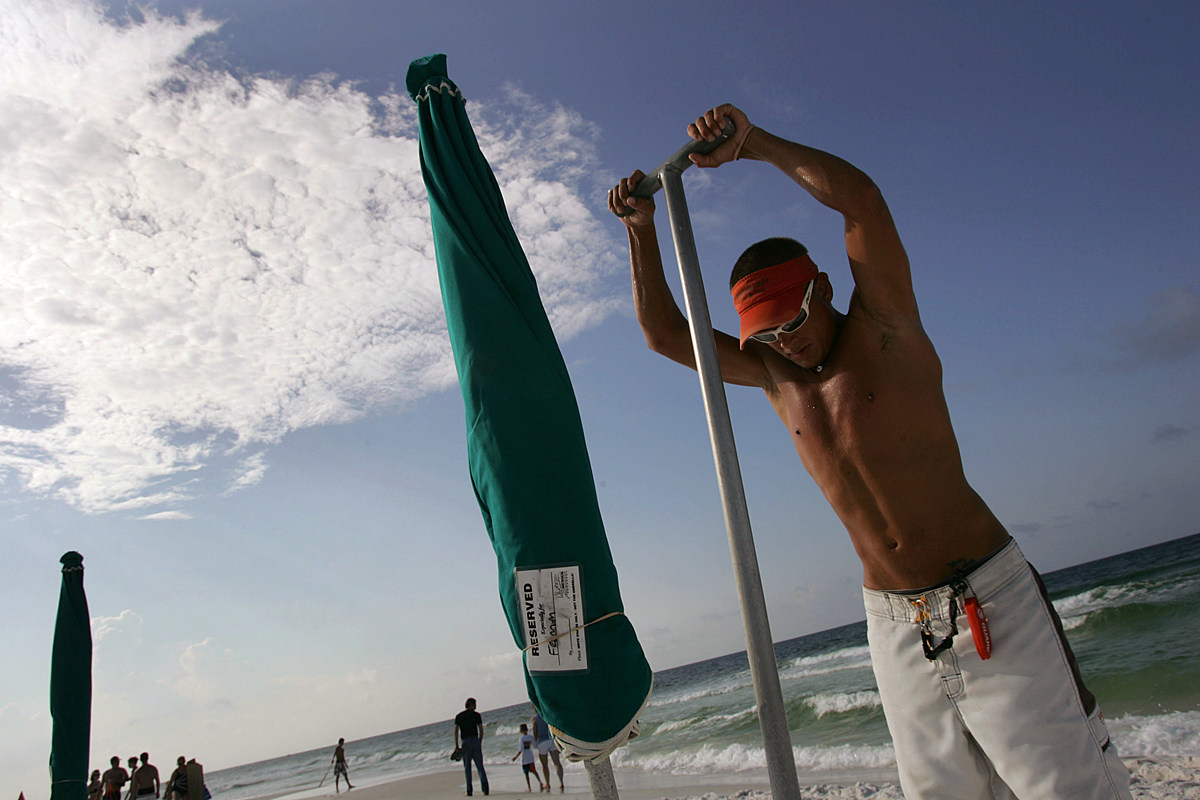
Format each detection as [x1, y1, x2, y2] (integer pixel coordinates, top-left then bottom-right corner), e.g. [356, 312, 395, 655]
[520, 611, 624, 653]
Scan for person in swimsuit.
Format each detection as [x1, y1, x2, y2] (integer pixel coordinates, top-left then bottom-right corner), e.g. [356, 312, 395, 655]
[610, 103, 1133, 800]
[87, 769, 103, 800]
[131, 753, 159, 800]
[332, 738, 353, 792]
[531, 712, 563, 792]
[164, 757, 186, 800]
[100, 757, 128, 800]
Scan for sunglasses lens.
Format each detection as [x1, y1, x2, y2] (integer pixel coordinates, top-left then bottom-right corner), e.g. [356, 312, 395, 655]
[782, 310, 808, 333]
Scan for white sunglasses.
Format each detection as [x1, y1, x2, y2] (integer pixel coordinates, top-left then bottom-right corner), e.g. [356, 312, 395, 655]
[748, 279, 815, 343]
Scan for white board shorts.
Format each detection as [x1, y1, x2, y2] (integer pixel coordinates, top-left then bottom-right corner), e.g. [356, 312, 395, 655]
[863, 539, 1133, 799]
[536, 739, 558, 755]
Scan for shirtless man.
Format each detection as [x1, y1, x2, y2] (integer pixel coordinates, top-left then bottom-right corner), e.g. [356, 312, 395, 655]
[100, 756, 128, 800]
[124, 757, 139, 800]
[609, 103, 1132, 799]
[131, 753, 159, 800]
[332, 738, 353, 792]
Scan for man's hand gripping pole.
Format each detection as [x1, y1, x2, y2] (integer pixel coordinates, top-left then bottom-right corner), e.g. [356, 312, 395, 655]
[615, 119, 736, 216]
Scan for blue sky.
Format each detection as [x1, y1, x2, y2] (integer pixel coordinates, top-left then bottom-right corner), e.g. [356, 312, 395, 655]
[3, 0, 1197, 796]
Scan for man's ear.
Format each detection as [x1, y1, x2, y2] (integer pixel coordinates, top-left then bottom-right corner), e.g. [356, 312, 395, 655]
[816, 272, 834, 302]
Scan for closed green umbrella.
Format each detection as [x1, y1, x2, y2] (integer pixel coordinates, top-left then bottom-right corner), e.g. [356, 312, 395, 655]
[407, 53, 652, 761]
[50, 551, 92, 800]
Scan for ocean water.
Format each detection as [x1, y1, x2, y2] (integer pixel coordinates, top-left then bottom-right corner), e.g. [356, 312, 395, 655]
[207, 532, 1200, 800]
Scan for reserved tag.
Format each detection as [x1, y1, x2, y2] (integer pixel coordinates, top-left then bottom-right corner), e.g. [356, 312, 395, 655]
[964, 597, 992, 660]
[515, 565, 588, 673]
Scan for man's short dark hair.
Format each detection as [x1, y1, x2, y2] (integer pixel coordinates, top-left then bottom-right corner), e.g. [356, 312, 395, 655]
[730, 237, 809, 289]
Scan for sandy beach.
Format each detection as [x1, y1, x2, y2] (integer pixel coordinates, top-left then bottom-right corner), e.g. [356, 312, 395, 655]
[288, 755, 1198, 800]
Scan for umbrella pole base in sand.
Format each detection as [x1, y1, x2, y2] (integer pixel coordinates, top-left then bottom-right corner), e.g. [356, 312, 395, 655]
[583, 758, 618, 800]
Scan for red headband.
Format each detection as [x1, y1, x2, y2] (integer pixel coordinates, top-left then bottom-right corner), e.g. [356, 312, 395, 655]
[731, 255, 818, 347]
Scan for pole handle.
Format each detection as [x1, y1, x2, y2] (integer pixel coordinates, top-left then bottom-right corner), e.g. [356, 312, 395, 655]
[621, 119, 736, 208]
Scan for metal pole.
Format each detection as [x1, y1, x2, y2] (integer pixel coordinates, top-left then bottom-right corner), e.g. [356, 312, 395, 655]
[657, 166, 802, 800]
[584, 757, 619, 800]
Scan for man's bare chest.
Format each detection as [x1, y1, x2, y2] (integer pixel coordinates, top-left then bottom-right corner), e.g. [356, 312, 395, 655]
[771, 356, 948, 474]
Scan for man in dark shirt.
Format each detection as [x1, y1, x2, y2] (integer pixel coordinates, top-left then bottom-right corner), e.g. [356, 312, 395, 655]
[452, 698, 488, 796]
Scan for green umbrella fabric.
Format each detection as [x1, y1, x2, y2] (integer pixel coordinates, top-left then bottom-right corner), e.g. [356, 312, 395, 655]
[50, 551, 92, 800]
[407, 53, 652, 761]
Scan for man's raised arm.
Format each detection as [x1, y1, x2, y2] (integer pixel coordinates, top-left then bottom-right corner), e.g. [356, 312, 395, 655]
[690, 104, 917, 325]
[608, 170, 772, 389]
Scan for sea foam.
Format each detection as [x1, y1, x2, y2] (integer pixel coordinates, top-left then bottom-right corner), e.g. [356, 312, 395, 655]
[804, 690, 882, 718]
[612, 741, 896, 775]
[1107, 711, 1200, 757]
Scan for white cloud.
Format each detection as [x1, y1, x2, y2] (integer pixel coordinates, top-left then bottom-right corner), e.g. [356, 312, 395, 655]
[92, 609, 143, 644]
[136, 509, 193, 521]
[173, 637, 246, 706]
[224, 451, 267, 495]
[0, 0, 622, 515]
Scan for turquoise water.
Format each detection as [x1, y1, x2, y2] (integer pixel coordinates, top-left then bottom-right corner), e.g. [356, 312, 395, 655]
[207, 533, 1200, 799]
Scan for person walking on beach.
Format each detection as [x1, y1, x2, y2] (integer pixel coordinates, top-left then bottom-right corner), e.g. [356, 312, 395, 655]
[609, 103, 1133, 799]
[331, 738, 354, 792]
[531, 712, 563, 792]
[453, 698, 489, 796]
[510, 724, 544, 793]
[131, 753, 160, 799]
[101, 756, 129, 800]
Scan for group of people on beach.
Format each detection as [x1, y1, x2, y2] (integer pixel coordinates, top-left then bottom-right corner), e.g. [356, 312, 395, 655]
[510, 717, 564, 794]
[451, 698, 565, 796]
[88, 754, 194, 800]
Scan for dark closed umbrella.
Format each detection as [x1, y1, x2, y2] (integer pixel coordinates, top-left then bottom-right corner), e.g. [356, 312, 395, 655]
[407, 54, 652, 761]
[50, 551, 92, 800]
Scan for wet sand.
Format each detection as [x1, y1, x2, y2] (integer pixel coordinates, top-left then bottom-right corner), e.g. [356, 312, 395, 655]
[293, 755, 1197, 800]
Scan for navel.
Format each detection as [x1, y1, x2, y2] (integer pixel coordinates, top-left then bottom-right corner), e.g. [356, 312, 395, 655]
[886, 539, 899, 550]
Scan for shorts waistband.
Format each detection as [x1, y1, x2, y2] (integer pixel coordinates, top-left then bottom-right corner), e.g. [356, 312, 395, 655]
[862, 538, 1025, 622]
